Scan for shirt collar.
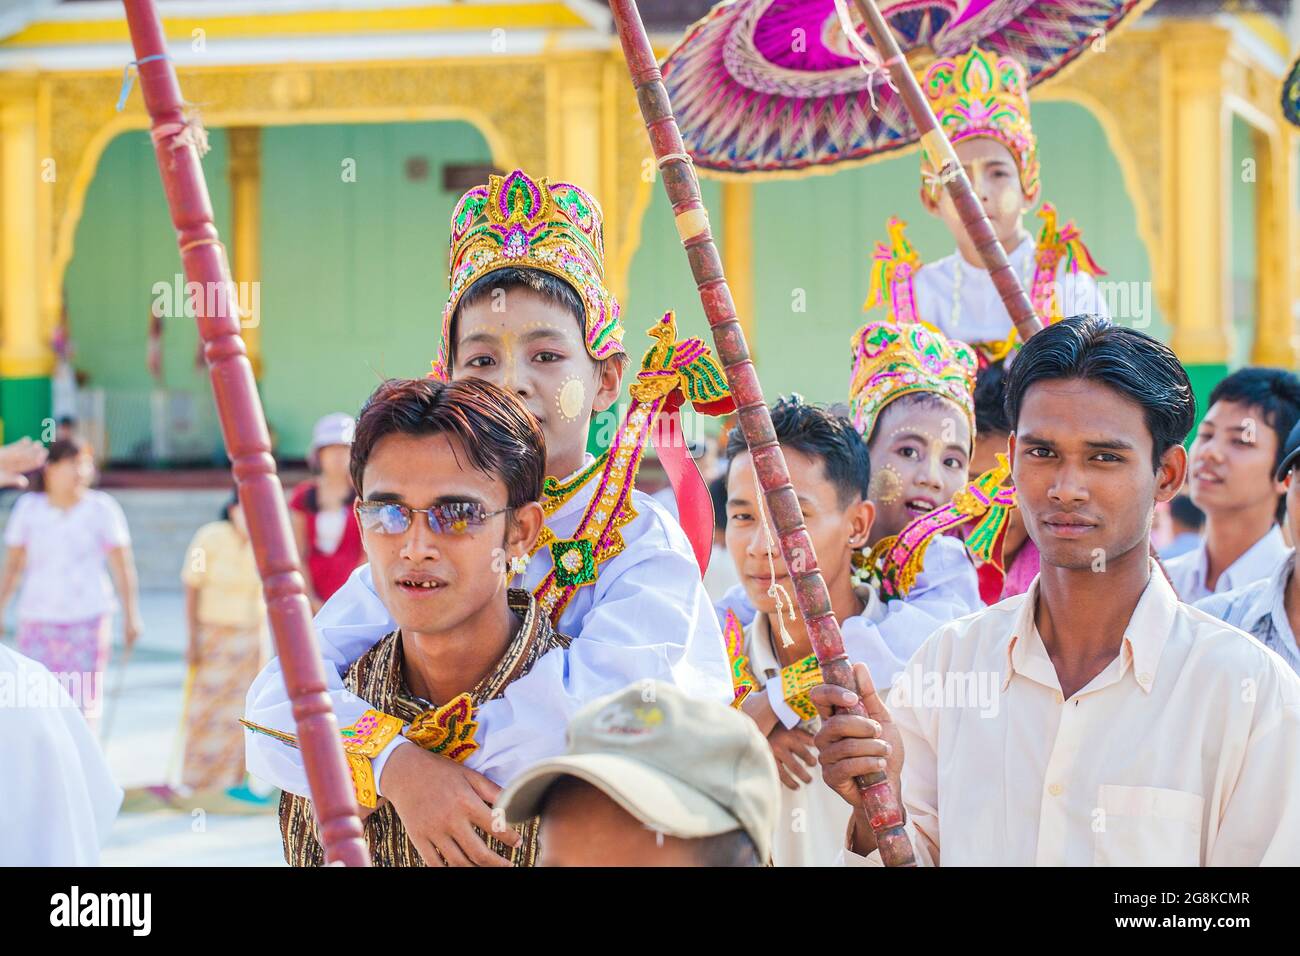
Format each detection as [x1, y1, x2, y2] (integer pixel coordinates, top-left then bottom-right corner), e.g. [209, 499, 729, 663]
[1191, 525, 1288, 594]
[1002, 561, 1177, 696]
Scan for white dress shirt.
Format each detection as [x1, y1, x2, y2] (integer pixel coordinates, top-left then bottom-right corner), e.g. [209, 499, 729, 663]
[244, 456, 732, 795]
[1162, 524, 1286, 603]
[0, 644, 123, 864]
[843, 563, 1300, 866]
[915, 237, 1109, 346]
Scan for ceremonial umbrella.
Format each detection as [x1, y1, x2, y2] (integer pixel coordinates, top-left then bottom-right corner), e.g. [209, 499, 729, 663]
[660, 0, 1153, 177]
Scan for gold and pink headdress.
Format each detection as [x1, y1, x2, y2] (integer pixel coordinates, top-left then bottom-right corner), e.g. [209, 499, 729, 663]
[920, 47, 1040, 201]
[431, 169, 626, 381]
[848, 319, 977, 442]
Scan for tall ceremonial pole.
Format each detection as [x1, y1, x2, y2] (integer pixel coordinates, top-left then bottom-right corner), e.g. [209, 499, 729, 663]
[609, 0, 915, 866]
[846, 0, 1042, 342]
[120, 0, 370, 866]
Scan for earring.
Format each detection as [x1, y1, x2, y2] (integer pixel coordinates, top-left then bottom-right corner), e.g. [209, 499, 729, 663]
[509, 554, 529, 576]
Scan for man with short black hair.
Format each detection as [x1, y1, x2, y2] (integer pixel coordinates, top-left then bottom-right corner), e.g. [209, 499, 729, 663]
[1165, 367, 1300, 601]
[815, 316, 1300, 866]
[498, 682, 778, 867]
[1197, 419, 1300, 675]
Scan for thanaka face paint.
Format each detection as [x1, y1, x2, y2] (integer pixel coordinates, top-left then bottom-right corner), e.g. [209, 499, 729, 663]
[557, 375, 586, 422]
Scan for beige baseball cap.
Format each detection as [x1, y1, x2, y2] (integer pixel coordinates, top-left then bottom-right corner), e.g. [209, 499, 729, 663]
[498, 681, 780, 862]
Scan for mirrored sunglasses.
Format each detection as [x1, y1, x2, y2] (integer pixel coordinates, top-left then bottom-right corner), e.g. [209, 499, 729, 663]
[356, 500, 510, 536]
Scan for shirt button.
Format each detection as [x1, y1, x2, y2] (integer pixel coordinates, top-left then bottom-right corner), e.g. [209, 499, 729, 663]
[1137, 672, 1152, 686]
[1048, 783, 1063, 796]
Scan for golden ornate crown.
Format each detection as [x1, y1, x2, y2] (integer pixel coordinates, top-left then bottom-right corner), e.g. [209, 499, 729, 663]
[848, 319, 977, 441]
[919, 47, 1039, 200]
[431, 170, 625, 381]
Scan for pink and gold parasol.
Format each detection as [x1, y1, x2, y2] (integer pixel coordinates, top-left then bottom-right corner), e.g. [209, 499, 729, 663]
[661, 0, 1152, 175]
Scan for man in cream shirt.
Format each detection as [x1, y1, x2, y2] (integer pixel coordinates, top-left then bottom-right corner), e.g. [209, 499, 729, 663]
[812, 317, 1300, 866]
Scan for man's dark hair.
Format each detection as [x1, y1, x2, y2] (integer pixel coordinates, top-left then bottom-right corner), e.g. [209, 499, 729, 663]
[1206, 366, 1300, 472]
[349, 378, 546, 511]
[1003, 315, 1196, 470]
[1169, 494, 1205, 532]
[974, 359, 1012, 436]
[726, 395, 870, 507]
[449, 267, 629, 371]
[710, 473, 728, 533]
[690, 828, 761, 867]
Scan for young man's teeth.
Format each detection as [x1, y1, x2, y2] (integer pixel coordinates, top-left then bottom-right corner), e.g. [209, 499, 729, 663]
[404, 580, 438, 589]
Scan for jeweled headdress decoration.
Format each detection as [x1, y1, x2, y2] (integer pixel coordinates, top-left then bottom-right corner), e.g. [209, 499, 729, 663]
[920, 47, 1039, 200]
[431, 170, 626, 381]
[848, 319, 977, 441]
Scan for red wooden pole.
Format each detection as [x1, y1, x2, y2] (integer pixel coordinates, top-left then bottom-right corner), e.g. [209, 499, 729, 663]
[848, 0, 1042, 342]
[119, 0, 369, 866]
[608, 0, 915, 866]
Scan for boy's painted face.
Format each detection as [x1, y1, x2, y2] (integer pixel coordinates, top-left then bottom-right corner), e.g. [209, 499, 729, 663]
[866, 397, 972, 542]
[923, 137, 1031, 253]
[725, 447, 873, 616]
[359, 431, 522, 639]
[1188, 399, 1284, 516]
[453, 287, 622, 479]
[1009, 378, 1184, 572]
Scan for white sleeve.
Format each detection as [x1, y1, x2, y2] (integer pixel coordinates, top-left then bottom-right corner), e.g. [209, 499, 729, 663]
[713, 582, 757, 629]
[466, 498, 733, 785]
[0, 647, 123, 865]
[243, 562, 405, 797]
[885, 638, 945, 867]
[3, 494, 30, 547]
[1210, 684, 1300, 865]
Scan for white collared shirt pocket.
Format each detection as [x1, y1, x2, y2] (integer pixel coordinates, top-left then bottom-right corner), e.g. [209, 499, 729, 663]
[1093, 785, 1204, 866]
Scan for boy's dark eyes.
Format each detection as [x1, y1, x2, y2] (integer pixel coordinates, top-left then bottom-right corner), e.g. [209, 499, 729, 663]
[1026, 447, 1054, 458]
[465, 355, 495, 368]
[534, 351, 562, 363]
[897, 446, 919, 459]
[729, 512, 753, 523]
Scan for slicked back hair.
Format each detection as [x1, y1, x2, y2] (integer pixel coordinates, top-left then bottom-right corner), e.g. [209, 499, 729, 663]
[727, 394, 871, 508]
[1003, 315, 1196, 470]
[349, 377, 546, 507]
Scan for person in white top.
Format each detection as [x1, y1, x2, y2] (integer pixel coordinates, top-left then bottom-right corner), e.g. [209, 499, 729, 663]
[0, 642, 123, 865]
[1163, 367, 1300, 602]
[0, 437, 141, 729]
[864, 47, 1107, 368]
[813, 316, 1300, 866]
[0, 442, 122, 865]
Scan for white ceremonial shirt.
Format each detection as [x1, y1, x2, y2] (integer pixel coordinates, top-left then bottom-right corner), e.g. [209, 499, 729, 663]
[245, 456, 732, 795]
[0, 644, 122, 865]
[915, 237, 1110, 346]
[843, 563, 1300, 866]
[1163, 524, 1286, 603]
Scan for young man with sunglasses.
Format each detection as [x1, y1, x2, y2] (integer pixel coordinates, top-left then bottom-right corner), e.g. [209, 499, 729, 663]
[260, 377, 569, 866]
[245, 170, 730, 865]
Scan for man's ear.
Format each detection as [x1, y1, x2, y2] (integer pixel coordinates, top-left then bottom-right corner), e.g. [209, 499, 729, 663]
[847, 497, 875, 551]
[1007, 432, 1019, 483]
[507, 501, 546, 559]
[591, 357, 624, 415]
[1154, 443, 1189, 503]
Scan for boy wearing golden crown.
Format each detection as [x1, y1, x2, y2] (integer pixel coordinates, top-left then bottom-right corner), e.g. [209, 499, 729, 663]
[245, 170, 733, 866]
[866, 47, 1106, 365]
[717, 320, 985, 695]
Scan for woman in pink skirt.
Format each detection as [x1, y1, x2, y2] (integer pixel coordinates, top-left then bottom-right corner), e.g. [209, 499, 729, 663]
[0, 438, 142, 729]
